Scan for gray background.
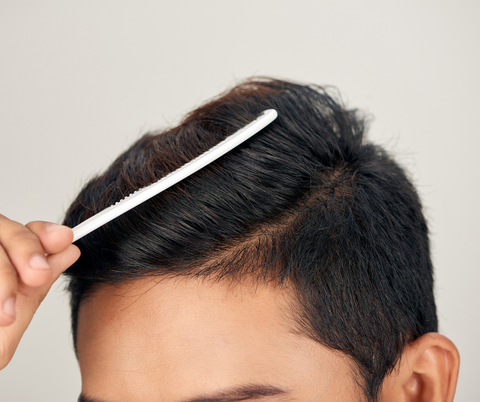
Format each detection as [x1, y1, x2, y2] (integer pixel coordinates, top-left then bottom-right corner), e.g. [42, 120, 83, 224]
[0, 1, 478, 400]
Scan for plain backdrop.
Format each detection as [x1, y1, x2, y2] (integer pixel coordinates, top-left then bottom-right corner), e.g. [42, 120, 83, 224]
[0, 1, 478, 401]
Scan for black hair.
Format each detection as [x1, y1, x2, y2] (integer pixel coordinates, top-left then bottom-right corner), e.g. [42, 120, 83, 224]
[63, 78, 437, 402]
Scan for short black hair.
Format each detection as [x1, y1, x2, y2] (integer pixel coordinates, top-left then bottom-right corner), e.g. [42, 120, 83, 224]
[64, 78, 437, 402]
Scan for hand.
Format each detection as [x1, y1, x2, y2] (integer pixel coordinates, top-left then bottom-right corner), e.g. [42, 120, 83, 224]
[0, 214, 80, 370]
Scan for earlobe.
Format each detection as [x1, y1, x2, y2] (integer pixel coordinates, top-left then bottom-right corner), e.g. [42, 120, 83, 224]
[381, 333, 460, 402]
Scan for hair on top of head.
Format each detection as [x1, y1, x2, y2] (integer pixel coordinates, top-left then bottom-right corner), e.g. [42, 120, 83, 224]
[63, 78, 436, 402]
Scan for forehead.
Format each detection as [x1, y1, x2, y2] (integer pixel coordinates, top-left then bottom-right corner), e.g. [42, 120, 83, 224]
[76, 276, 355, 401]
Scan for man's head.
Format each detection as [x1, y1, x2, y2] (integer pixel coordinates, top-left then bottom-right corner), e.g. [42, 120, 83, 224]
[64, 78, 458, 401]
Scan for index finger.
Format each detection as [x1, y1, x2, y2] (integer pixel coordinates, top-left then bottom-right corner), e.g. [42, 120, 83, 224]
[0, 214, 52, 288]
[26, 221, 74, 255]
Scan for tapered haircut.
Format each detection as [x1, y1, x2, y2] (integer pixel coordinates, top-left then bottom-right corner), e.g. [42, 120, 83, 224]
[64, 78, 436, 402]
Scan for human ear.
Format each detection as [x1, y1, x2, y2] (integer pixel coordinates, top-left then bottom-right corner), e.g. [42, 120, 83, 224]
[381, 333, 460, 402]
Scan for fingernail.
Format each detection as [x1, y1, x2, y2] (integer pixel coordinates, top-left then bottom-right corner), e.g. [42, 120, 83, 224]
[3, 297, 16, 318]
[45, 223, 71, 233]
[29, 254, 51, 270]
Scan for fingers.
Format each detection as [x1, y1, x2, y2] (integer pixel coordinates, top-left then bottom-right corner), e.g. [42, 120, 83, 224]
[0, 215, 80, 323]
[26, 221, 74, 255]
[45, 244, 81, 290]
[22, 244, 81, 303]
[0, 244, 17, 326]
[0, 215, 52, 289]
[17, 244, 81, 300]
[0, 215, 81, 370]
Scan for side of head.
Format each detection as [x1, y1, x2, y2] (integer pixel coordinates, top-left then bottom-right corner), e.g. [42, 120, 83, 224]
[63, 78, 448, 401]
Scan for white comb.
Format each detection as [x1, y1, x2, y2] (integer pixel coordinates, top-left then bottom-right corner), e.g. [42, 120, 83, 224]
[72, 109, 278, 242]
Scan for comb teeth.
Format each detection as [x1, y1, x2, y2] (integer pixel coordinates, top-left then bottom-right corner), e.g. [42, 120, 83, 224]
[71, 109, 278, 243]
[115, 188, 142, 205]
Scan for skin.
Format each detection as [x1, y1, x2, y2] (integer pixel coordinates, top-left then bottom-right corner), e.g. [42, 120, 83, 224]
[0, 216, 80, 369]
[0, 216, 460, 401]
[77, 277, 358, 401]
